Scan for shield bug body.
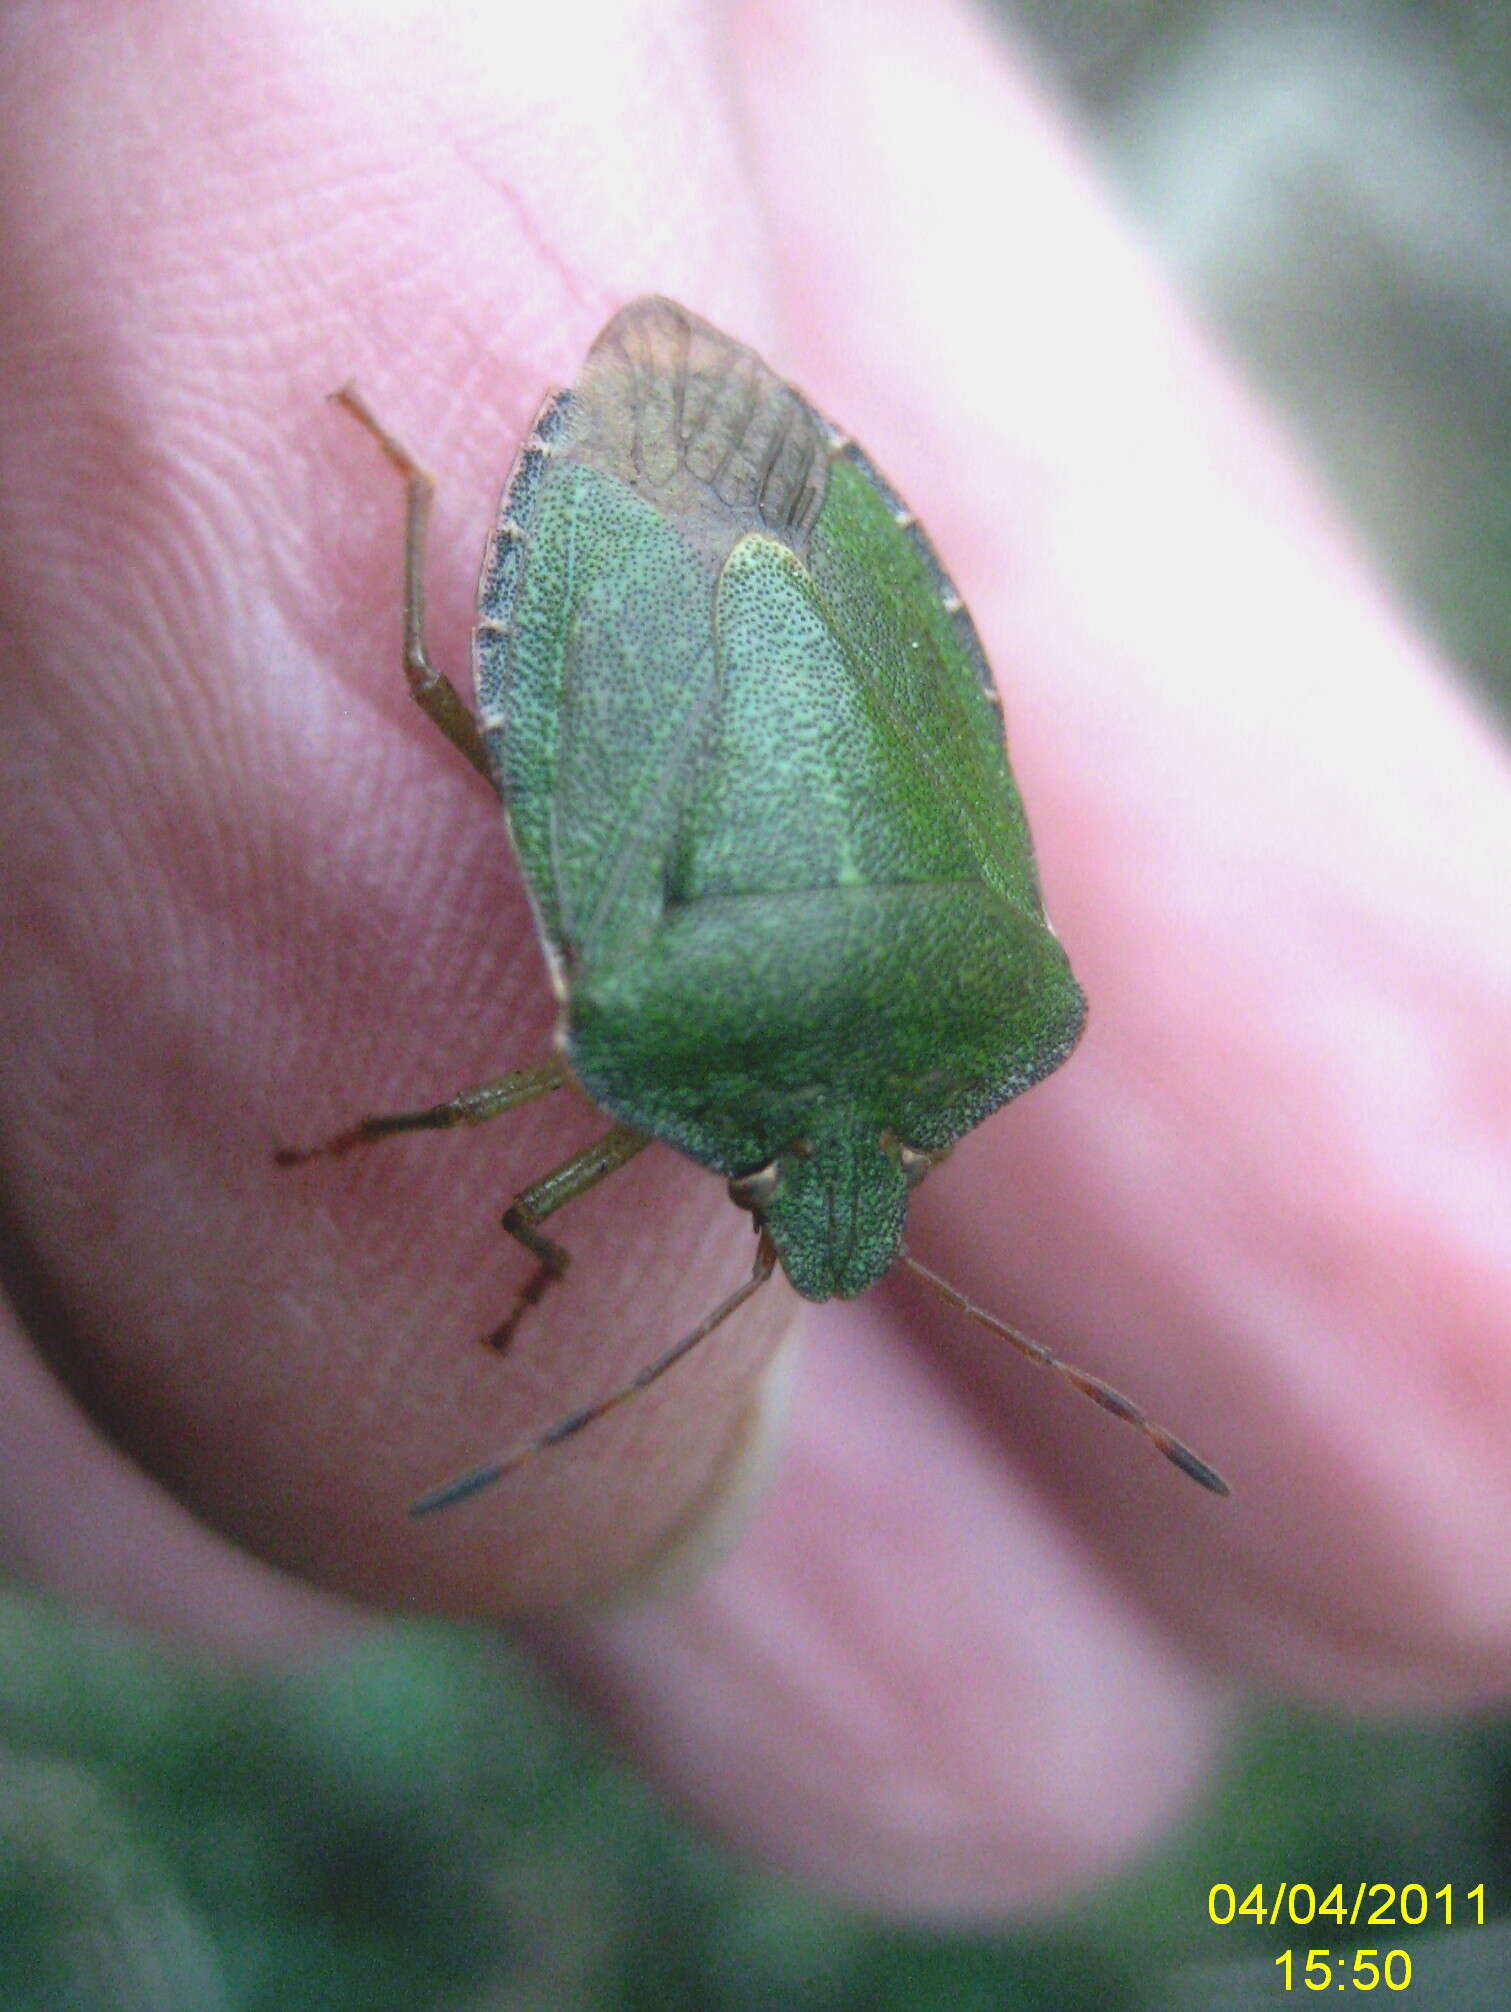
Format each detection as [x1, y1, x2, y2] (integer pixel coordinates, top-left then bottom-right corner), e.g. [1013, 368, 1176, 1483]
[284, 298, 1226, 1509]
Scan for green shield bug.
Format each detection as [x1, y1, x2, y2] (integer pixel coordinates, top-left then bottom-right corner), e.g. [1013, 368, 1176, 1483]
[281, 297, 1227, 1511]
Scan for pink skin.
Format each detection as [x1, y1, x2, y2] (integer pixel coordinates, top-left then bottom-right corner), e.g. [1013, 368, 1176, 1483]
[1, 0, 1507, 1916]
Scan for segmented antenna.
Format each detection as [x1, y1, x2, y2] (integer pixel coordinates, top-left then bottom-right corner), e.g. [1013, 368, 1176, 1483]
[898, 1250, 1229, 1495]
[411, 1235, 779, 1515]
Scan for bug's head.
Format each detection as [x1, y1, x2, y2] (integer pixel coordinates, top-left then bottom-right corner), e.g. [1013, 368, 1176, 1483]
[728, 1129, 941, 1302]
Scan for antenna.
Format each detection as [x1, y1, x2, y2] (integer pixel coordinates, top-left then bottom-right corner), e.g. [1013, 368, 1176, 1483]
[411, 1235, 779, 1515]
[898, 1250, 1229, 1495]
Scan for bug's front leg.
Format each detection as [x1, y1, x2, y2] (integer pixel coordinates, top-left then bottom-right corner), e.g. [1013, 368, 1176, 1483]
[332, 383, 497, 789]
[489, 1124, 650, 1352]
[274, 1058, 571, 1164]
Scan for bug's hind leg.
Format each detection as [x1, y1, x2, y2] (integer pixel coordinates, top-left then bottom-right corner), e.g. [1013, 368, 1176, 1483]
[332, 383, 496, 789]
[488, 1124, 650, 1353]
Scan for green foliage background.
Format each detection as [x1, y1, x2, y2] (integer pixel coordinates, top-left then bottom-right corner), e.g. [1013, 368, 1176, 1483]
[2, 1590, 1508, 2010]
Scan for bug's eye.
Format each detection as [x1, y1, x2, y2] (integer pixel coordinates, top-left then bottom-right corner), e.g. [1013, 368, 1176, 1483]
[728, 1161, 782, 1213]
[895, 1141, 946, 1188]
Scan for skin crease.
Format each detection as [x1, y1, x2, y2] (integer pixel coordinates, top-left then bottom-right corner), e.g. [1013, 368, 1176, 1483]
[0, 0, 1508, 1918]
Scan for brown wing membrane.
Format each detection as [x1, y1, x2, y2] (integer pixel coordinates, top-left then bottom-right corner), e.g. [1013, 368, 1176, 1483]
[567, 296, 830, 564]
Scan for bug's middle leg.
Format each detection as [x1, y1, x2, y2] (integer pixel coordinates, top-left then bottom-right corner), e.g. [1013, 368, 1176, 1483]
[488, 1123, 651, 1353]
[332, 383, 497, 790]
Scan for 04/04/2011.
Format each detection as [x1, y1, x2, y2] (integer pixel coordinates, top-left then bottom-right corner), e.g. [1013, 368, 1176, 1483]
[1208, 1882, 1486, 1930]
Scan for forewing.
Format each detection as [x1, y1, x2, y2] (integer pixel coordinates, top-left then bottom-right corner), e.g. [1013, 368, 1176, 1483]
[478, 299, 1045, 979]
[479, 461, 719, 969]
[805, 450, 1046, 915]
[671, 532, 992, 905]
[475, 300, 845, 972]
